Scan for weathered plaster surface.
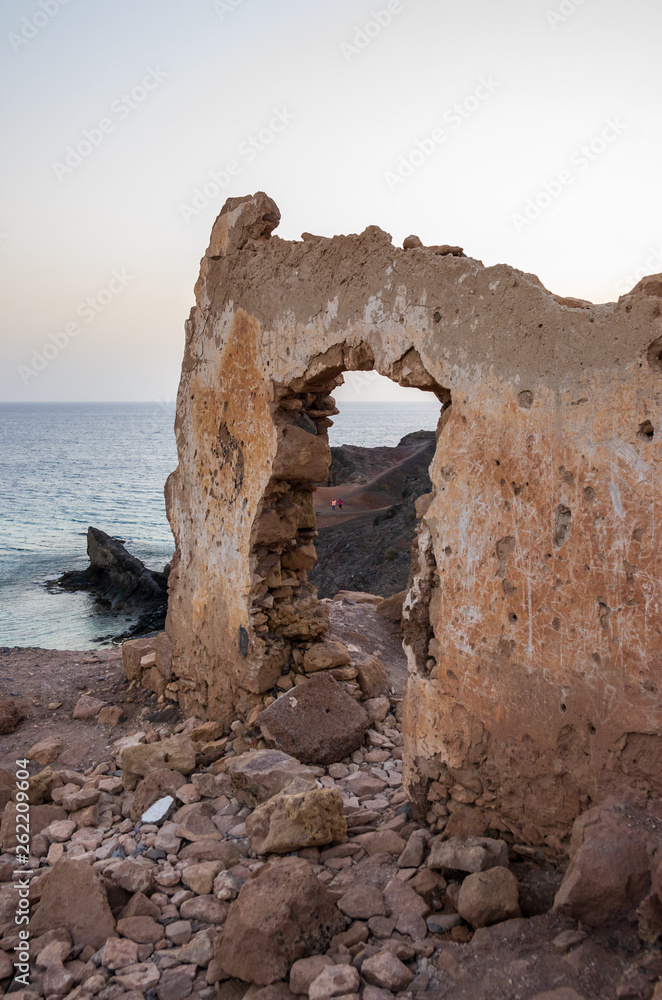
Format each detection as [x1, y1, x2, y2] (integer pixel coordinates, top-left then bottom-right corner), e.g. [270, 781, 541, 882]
[165, 193, 661, 841]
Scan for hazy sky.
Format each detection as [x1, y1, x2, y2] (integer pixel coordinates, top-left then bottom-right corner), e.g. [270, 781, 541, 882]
[1, 0, 661, 402]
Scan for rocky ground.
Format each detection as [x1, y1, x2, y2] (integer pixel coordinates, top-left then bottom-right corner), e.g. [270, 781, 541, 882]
[0, 602, 660, 1000]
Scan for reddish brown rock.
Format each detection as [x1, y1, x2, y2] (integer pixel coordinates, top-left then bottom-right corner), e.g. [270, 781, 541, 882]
[72, 694, 106, 720]
[0, 699, 23, 734]
[303, 641, 351, 673]
[225, 750, 316, 807]
[361, 950, 414, 991]
[214, 857, 345, 984]
[353, 654, 389, 698]
[27, 736, 64, 765]
[1, 803, 67, 851]
[131, 768, 187, 822]
[30, 860, 116, 949]
[554, 800, 658, 927]
[257, 673, 369, 766]
[121, 734, 196, 789]
[457, 866, 521, 928]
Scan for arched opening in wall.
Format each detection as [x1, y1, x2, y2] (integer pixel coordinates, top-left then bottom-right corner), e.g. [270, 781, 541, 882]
[247, 343, 451, 699]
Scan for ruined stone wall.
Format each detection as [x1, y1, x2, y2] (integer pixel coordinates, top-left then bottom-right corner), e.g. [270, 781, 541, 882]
[165, 192, 662, 843]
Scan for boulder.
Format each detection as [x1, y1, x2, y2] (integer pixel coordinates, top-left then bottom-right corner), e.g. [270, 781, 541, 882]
[428, 835, 510, 873]
[303, 641, 351, 673]
[121, 734, 197, 790]
[554, 800, 658, 927]
[30, 860, 116, 948]
[226, 750, 317, 807]
[457, 866, 521, 928]
[0, 699, 23, 734]
[257, 673, 370, 766]
[309, 964, 360, 1000]
[214, 857, 345, 985]
[246, 786, 347, 855]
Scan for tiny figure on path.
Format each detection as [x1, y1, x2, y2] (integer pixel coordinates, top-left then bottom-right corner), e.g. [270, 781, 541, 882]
[331, 498, 337, 512]
[337, 497, 343, 510]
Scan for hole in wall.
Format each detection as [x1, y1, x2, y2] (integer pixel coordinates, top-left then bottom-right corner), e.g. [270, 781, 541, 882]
[638, 420, 654, 441]
[246, 348, 452, 691]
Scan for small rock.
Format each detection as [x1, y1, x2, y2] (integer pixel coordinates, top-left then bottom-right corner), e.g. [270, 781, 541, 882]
[289, 955, 335, 995]
[428, 835, 509, 873]
[361, 950, 414, 992]
[398, 830, 427, 869]
[353, 654, 388, 698]
[166, 920, 192, 945]
[30, 859, 116, 949]
[48, 701, 63, 711]
[309, 964, 360, 1000]
[121, 734, 197, 789]
[72, 694, 107, 719]
[27, 736, 64, 765]
[337, 885, 388, 920]
[43, 962, 76, 997]
[116, 961, 161, 991]
[214, 857, 344, 985]
[47, 819, 77, 843]
[116, 915, 165, 943]
[181, 861, 225, 895]
[304, 640, 351, 673]
[426, 913, 462, 933]
[552, 929, 588, 953]
[113, 858, 153, 894]
[101, 937, 140, 970]
[0, 699, 24, 734]
[176, 930, 213, 966]
[98, 705, 124, 726]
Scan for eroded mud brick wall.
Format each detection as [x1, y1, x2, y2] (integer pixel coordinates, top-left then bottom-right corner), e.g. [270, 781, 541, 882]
[166, 192, 661, 842]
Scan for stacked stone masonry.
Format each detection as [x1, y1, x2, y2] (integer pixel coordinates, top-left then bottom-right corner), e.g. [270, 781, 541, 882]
[157, 191, 661, 844]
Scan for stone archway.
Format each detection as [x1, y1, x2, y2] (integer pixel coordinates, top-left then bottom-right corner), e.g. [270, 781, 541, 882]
[244, 342, 451, 698]
[163, 192, 662, 842]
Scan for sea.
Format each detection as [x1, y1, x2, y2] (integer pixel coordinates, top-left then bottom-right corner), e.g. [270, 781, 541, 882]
[0, 400, 440, 650]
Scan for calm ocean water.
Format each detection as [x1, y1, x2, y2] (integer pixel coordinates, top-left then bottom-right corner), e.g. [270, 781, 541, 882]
[0, 400, 440, 650]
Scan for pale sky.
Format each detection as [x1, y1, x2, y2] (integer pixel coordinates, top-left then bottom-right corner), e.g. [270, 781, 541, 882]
[1, 0, 661, 402]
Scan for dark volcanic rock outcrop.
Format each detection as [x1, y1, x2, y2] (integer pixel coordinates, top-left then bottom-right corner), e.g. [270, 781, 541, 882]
[327, 430, 435, 486]
[55, 527, 168, 638]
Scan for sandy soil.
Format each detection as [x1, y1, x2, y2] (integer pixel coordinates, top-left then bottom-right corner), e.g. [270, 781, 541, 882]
[0, 604, 405, 772]
[0, 646, 182, 773]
